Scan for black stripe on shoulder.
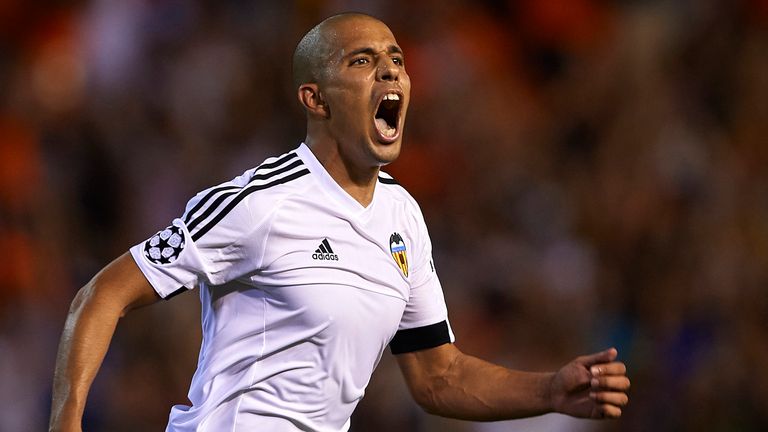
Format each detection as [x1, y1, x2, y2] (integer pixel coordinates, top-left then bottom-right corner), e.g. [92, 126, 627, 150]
[183, 152, 298, 225]
[186, 189, 240, 232]
[183, 185, 239, 224]
[389, 320, 451, 354]
[249, 158, 304, 182]
[249, 152, 299, 179]
[191, 168, 310, 241]
[186, 157, 304, 232]
[377, 176, 399, 185]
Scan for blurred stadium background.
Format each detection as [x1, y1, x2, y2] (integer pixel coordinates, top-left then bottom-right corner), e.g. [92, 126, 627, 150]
[2, 0, 767, 430]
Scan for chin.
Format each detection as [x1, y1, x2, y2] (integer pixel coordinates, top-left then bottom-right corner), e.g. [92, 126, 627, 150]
[371, 140, 402, 166]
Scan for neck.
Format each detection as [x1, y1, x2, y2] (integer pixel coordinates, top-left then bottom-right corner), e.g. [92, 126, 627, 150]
[305, 136, 379, 207]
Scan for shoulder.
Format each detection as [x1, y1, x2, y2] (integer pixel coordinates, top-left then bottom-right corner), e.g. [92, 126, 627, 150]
[182, 149, 312, 240]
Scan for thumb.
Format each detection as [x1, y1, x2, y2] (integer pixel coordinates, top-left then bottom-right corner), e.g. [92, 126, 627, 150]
[576, 347, 618, 367]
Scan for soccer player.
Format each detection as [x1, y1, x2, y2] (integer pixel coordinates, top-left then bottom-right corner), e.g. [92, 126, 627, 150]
[49, 13, 630, 431]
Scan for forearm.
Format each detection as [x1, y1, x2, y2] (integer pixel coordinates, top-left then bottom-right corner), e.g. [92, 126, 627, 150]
[399, 344, 630, 421]
[49, 281, 123, 431]
[49, 253, 159, 431]
[417, 351, 555, 421]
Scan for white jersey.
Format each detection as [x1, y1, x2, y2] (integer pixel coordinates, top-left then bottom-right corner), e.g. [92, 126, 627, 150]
[130, 143, 454, 432]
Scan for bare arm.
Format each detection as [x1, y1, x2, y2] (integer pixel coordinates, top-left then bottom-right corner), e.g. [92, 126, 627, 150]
[49, 253, 161, 432]
[396, 343, 630, 421]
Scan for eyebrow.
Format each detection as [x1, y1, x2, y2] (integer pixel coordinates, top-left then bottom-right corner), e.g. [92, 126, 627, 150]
[345, 45, 403, 59]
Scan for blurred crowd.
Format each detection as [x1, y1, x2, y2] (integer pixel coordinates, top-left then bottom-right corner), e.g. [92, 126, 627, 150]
[1, 0, 767, 430]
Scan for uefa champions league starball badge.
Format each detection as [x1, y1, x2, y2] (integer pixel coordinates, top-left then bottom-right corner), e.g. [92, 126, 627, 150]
[389, 232, 408, 277]
[143, 225, 186, 265]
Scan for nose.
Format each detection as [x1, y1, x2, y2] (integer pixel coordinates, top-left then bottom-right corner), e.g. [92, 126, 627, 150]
[376, 56, 399, 82]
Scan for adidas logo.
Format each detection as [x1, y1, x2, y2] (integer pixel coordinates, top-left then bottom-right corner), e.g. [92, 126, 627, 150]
[312, 238, 339, 261]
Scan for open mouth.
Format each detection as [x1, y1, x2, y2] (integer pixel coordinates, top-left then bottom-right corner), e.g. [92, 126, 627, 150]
[374, 92, 401, 141]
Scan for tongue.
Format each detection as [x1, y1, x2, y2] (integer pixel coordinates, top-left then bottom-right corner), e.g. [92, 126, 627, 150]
[375, 117, 396, 138]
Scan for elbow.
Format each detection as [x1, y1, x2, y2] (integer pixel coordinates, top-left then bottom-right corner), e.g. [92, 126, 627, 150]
[69, 282, 96, 315]
[411, 387, 431, 412]
[412, 392, 438, 415]
[68, 278, 127, 320]
[418, 402, 443, 417]
[404, 345, 465, 417]
[409, 379, 446, 416]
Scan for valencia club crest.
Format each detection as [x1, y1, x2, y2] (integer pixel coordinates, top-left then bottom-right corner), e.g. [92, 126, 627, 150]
[389, 232, 409, 277]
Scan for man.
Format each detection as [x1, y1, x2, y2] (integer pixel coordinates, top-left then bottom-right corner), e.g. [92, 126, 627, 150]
[49, 13, 630, 431]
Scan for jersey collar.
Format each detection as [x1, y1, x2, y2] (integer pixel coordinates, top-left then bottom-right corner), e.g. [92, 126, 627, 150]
[296, 143, 378, 216]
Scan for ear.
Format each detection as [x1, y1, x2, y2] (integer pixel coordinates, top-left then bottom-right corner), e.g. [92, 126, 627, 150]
[298, 83, 330, 118]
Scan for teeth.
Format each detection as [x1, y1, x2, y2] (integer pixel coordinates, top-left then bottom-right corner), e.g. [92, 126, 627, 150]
[383, 93, 400, 101]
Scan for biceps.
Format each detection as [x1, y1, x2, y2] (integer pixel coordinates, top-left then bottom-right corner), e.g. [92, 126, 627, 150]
[87, 252, 160, 315]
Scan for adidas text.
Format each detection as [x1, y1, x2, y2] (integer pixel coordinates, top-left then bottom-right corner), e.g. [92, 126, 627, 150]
[312, 252, 339, 261]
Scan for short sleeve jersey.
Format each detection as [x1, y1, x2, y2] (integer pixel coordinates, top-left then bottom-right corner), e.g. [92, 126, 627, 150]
[129, 144, 454, 432]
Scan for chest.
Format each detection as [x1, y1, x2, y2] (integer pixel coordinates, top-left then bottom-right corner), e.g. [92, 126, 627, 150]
[253, 197, 418, 302]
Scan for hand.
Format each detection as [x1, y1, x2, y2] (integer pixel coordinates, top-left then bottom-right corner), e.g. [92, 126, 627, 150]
[549, 347, 630, 419]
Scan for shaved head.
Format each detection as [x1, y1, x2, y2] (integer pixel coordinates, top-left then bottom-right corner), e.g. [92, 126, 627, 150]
[291, 13, 383, 90]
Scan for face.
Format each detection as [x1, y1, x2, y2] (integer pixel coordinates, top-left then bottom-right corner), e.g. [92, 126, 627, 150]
[317, 17, 411, 169]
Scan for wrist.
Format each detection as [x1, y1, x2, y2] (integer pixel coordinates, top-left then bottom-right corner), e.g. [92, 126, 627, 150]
[543, 371, 557, 413]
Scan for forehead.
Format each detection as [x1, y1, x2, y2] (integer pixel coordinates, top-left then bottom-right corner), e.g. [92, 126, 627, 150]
[323, 18, 400, 59]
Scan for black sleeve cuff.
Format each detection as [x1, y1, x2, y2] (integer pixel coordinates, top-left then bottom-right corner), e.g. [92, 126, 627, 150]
[163, 286, 187, 300]
[389, 320, 451, 354]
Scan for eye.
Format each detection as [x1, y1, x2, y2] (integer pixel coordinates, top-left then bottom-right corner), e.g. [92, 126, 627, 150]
[351, 57, 369, 66]
[392, 56, 404, 66]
